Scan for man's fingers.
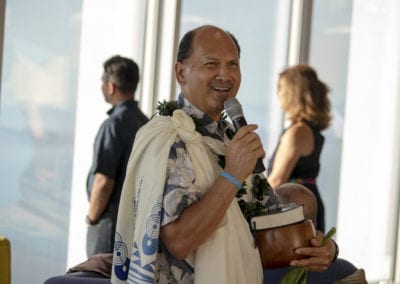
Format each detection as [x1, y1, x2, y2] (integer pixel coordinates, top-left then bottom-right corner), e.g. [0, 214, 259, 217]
[232, 124, 258, 139]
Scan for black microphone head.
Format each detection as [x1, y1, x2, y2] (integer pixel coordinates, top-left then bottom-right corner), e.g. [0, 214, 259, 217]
[224, 97, 243, 121]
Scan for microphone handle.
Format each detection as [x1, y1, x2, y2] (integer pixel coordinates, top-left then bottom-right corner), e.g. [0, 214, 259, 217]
[232, 117, 266, 174]
[232, 116, 248, 129]
[254, 157, 266, 174]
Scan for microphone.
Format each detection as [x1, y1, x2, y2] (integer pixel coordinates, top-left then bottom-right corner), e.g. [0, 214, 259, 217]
[224, 97, 266, 174]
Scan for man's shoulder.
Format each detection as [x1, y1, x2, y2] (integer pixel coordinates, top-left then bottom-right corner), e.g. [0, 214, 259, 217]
[108, 107, 148, 128]
[135, 110, 150, 124]
[136, 116, 185, 147]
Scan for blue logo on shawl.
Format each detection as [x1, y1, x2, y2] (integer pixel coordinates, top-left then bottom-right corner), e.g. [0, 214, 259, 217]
[113, 232, 130, 280]
[129, 196, 162, 282]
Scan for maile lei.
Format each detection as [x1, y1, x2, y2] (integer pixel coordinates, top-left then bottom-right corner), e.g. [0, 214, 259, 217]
[156, 100, 270, 221]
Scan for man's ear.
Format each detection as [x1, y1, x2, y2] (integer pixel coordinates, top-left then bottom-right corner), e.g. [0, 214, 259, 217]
[175, 62, 186, 85]
[107, 81, 116, 95]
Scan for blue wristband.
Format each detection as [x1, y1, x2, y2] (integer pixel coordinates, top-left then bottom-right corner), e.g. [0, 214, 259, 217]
[220, 171, 242, 190]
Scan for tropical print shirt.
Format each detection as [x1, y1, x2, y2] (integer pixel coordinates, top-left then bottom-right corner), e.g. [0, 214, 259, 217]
[155, 93, 234, 283]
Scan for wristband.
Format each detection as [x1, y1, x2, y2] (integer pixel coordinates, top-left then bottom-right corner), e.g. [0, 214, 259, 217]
[331, 239, 339, 263]
[220, 171, 242, 190]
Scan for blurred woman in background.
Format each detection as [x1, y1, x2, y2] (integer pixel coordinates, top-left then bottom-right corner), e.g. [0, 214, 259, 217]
[267, 64, 331, 232]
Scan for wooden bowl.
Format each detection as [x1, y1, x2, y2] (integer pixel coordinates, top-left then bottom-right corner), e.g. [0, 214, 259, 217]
[255, 219, 316, 269]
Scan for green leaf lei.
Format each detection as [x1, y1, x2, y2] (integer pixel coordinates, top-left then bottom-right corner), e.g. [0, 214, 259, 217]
[156, 100, 269, 221]
[156, 100, 202, 127]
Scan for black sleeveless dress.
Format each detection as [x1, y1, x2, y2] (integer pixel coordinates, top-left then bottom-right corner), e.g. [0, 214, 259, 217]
[268, 121, 326, 232]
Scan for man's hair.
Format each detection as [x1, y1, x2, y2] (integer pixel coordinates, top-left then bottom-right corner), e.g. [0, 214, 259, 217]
[103, 55, 139, 94]
[177, 25, 241, 62]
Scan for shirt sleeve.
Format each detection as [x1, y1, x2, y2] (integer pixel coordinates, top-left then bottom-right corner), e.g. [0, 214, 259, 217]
[161, 137, 201, 226]
[93, 119, 123, 179]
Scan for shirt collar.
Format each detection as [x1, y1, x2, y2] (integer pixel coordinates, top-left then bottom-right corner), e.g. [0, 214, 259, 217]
[177, 93, 226, 140]
[107, 100, 136, 116]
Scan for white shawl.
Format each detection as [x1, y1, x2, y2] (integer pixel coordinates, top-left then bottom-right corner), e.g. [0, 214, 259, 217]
[111, 110, 262, 284]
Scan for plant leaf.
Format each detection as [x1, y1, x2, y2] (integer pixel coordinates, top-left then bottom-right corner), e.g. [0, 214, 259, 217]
[279, 227, 337, 284]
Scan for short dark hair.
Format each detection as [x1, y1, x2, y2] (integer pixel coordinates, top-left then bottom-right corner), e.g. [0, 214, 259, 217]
[177, 26, 241, 63]
[103, 55, 139, 94]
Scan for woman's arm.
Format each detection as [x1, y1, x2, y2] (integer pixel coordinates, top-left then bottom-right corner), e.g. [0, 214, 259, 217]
[268, 123, 314, 188]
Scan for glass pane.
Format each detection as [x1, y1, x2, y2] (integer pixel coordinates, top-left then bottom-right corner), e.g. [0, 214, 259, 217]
[0, 0, 82, 282]
[179, 0, 290, 152]
[309, 0, 353, 231]
[317, 1, 400, 280]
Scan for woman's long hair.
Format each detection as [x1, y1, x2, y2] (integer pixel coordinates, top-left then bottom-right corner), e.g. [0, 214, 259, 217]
[279, 64, 331, 130]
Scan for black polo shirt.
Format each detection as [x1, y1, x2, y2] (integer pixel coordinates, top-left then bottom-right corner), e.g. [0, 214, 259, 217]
[86, 100, 148, 211]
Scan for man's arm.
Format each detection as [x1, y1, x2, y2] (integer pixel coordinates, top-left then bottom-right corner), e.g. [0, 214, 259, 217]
[87, 173, 115, 223]
[160, 176, 239, 259]
[160, 124, 265, 259]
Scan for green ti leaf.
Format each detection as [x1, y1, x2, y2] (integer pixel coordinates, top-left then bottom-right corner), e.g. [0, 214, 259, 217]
[279, 227, 336, 284]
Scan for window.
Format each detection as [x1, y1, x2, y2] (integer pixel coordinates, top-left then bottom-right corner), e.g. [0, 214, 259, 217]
[179, 0, 291, 156]
[309, 0, 353, 234]
[0, 1, 82, 282]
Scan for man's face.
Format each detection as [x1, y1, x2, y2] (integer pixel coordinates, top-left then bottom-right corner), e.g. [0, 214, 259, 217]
[101, 72, 111, 103]
[176, 27, 241, 121]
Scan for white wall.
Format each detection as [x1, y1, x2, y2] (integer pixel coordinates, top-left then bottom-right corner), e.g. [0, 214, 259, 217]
[336, 0, 400, 281]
